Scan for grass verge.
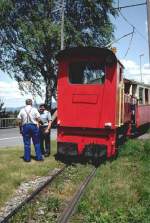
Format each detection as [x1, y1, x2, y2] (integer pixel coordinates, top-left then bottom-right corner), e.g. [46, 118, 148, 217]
[1, 137, 150, 222]
[70, 138, 150, 223]
[0, 140, 63, 208]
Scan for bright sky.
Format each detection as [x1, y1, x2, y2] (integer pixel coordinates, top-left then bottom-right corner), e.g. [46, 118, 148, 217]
[0, 0, 149, 108]
[113, 0, 149, 83]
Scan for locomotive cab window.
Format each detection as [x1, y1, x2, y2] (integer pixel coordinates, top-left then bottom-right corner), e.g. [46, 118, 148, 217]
[69, 62, 105, 84]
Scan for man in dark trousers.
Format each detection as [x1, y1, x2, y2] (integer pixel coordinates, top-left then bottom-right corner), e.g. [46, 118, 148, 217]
[18, 99, 43, 162]
[39, 104, 52, 157]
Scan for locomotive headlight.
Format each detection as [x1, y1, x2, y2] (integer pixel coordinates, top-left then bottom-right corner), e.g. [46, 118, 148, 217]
[104, 122, 112, 128]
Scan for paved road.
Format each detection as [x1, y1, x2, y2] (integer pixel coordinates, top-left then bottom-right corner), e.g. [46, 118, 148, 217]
[0, 128, 57, 148]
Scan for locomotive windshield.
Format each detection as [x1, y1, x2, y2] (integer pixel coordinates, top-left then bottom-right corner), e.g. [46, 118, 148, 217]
[69, 62, 105, 84]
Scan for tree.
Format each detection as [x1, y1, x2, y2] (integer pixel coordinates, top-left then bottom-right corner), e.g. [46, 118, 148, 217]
[0, 0, 117, 107]
[0, 99, 7, 118]
[0, 99, 5, 112]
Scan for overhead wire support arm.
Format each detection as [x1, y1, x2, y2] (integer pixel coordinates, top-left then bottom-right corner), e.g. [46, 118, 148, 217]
[105, 31, 134, 48]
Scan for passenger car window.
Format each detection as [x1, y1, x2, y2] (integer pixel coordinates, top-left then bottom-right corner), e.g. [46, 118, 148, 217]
[69, 62, 105, 84]
[139, 87, 144, 104]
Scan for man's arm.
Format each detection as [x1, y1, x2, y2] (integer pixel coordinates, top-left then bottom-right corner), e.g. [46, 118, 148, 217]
[52, 110, 57, 123]
[19, 122, 23, 134]
[35, 117, 41, 128]
[17, 111, 23, 134]
[45, 120, 52, 133]
[45, 111, 52, 133]
[34, 109, 41, 128]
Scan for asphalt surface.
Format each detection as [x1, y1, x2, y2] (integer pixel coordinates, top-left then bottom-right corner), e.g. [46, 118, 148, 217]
[0, 128, 57, 148]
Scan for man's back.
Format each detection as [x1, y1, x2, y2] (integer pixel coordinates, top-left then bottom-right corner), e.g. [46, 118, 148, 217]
[17, 99, 43, 162]
[18, 105, 40, 125]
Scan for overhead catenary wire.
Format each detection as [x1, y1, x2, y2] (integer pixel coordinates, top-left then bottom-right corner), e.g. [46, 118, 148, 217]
[114, 2, 146, 10]
[124, 27, 135, 58]
[118, 7, 147, 42]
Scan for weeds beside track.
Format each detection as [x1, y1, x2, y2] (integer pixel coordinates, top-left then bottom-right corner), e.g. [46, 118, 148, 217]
[0, 166, 66, 223]
[8, 163, 94, 223]
[58, 167, 97, 223]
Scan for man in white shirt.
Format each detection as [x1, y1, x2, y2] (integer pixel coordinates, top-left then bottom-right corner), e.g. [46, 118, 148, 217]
[17, 99, 43, 162]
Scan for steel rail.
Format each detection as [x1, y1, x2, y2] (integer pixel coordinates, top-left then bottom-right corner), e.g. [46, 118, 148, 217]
[1, 166, 66, 223]
[57, 167, 97, 223]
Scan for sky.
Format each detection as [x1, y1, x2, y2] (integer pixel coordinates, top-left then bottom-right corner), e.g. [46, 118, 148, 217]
[112, 0, 150, 83]
[0, 0, 149, 108]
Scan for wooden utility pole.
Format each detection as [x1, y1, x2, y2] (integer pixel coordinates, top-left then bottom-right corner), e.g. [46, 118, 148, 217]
[147, 0, 150, 62]
[61, 0, 64, 50]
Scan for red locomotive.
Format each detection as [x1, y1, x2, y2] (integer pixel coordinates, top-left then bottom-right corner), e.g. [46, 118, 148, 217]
[56, 47, 150, 160]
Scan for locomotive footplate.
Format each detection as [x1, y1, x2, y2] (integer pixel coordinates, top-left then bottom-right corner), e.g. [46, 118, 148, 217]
[57, 142, 78, 156]
[83, 144, 107, 159]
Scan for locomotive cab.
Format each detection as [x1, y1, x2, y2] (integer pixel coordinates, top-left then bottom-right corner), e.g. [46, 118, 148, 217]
[56, 47, 128, 160]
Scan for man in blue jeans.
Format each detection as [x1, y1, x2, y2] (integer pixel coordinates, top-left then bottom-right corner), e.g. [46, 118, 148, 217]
[17, 99, 43, 162]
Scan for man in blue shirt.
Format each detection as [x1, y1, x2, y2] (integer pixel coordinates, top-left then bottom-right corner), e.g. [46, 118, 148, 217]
[39, 104, 52, 157]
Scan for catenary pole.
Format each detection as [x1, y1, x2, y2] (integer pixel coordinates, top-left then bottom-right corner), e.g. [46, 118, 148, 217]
[140, 54, 144, 82]
[61, 0, 64, 50]
[51, 0, 65, 50]
[147, 0, 150, 62]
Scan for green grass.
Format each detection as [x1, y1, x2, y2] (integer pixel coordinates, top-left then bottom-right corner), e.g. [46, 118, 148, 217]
[1, 137, 150, 223]
[70, 138, 150, 223]
[0, 140, 63, 208]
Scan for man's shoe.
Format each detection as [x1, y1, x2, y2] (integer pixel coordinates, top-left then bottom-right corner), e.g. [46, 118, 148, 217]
[36, 158, 44, 161]
[44, 153, 50, 157]
[24, 159, 31, 162]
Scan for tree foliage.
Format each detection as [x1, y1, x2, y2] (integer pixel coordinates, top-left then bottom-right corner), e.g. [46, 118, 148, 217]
[0, 0, 117, 107]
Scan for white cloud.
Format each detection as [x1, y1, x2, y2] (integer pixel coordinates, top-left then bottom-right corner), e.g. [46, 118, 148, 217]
[121, 59, 138, 70]
[143, 63, 150, 69]
[0, 70, 57, 108]
[121, 59, 150, 84]
[0, 82, 23, 98]
[0, 81, 44, 107]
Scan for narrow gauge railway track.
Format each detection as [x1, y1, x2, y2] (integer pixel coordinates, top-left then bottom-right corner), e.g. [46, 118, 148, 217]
[0, 166, 66, 223]
[57, 167, 97, 223]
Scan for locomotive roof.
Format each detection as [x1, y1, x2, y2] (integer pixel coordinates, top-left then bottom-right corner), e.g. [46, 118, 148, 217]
[56, 47, 118, 66]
